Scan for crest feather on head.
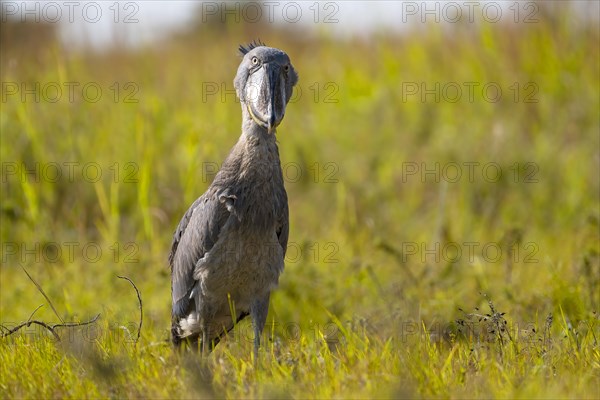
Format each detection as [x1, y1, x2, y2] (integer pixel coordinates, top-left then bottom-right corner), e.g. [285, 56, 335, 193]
[239, 40, 266, 55]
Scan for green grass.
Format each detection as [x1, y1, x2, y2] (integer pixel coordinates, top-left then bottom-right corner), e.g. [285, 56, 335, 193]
[1, 5, 599, 399]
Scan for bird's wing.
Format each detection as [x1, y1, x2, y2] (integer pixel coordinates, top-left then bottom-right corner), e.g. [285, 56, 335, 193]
[276, 189, 289, 257]
[169, 189, 230, 317]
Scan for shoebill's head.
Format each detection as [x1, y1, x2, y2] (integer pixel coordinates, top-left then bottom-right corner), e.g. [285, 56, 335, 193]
[234, 41, 298, 133]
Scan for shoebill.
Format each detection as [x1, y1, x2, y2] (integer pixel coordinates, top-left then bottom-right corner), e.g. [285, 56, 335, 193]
[169, 42, 298, 356]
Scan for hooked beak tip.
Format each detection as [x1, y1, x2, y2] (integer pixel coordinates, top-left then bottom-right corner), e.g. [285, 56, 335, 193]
[268, 116, 276, 133]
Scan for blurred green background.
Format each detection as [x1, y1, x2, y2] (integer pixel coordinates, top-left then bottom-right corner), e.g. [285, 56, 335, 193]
[1, 1, 599, 398]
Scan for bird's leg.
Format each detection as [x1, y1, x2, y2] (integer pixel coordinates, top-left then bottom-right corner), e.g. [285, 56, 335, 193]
[171, 319, 182, 349]
[250, 292, 270, 362]
[201, 324, 209, 356]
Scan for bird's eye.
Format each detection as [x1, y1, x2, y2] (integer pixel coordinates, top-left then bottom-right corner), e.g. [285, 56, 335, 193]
[251, 57, 259, 65]
[284, 64, 290, 72]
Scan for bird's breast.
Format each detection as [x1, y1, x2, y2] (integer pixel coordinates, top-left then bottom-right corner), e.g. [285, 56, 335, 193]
[194, 228, 284, 306]
[234, 140, 285, 231]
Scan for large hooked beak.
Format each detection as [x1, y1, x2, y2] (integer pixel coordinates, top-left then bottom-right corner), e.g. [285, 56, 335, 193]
[245, 63, 287, 133]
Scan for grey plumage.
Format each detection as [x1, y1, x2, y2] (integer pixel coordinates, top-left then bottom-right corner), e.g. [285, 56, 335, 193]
[169, 43, 298, 354]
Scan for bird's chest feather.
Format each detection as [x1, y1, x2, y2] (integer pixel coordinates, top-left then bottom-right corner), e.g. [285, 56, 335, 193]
[235, 137, 285, 231]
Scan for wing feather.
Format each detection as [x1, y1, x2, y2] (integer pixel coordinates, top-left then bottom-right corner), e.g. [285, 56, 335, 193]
[169, 189, 230, 317]
[276, 191, 289, 257]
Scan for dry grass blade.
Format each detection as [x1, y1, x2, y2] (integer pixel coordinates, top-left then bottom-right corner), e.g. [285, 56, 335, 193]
[26, 304, 44, 323]
[19, 263, 64, 323]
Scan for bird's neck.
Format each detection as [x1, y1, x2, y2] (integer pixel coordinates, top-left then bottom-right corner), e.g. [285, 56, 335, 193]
[233, 112, 281, 178]
[240, 104, 276, 141]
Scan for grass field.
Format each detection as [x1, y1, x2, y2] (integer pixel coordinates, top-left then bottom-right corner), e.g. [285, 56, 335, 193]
[1, 3, 599, 398]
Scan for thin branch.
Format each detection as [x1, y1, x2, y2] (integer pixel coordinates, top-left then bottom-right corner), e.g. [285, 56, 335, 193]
[117, 275, 143, 345]
[2, 320, 60, 340]
[1, 314, 100, 340]
[52, 314, 101, 328]
[19, 264, 64, 323]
